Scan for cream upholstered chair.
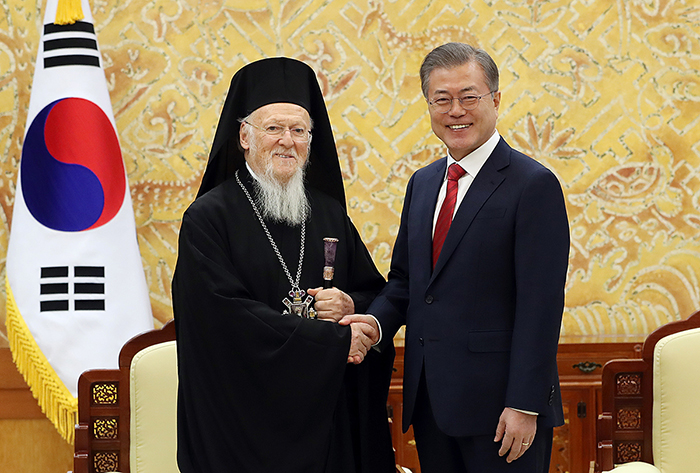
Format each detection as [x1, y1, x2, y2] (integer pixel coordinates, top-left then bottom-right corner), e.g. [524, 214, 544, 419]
[74, 321, 180, 473]
[129, 339, 179, 473]
[596, 311, 700, 473]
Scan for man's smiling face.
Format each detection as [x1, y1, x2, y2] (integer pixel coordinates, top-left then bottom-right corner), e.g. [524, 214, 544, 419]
[427, 61, 501, 161]
[240, 102, 311, 184]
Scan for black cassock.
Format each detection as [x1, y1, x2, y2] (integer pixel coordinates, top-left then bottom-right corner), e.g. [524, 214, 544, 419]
[173, 168, 396, 473]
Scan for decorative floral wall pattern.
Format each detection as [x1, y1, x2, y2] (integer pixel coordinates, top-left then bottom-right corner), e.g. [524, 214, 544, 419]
[2, 0, 699, 346]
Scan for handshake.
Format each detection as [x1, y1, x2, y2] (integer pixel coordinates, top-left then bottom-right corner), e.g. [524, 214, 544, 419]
[307, 287, 380, 364]
[339, 314, 379, 364]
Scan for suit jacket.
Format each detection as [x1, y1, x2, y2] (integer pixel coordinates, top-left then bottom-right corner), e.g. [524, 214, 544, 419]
[368, 137, 569, 437]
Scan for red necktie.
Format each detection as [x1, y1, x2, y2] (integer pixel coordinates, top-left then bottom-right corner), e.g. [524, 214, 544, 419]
[433, 163, 467, 269]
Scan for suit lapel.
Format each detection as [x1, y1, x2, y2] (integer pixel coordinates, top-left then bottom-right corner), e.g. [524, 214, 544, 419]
[413, 159, 446, 278]
[431, 139, 510, 277]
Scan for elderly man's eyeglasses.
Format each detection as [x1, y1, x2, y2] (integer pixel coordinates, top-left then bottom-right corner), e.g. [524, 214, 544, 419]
[244, 121, 312, 143]
[428, 91, 497, 114]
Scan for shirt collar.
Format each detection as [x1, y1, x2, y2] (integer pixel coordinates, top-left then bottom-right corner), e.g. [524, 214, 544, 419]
[446, 129, 500, 179]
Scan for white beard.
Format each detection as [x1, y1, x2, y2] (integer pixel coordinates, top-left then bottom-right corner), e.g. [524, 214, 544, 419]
[245, 121, 312, 226]
[251, 162, 310, 226]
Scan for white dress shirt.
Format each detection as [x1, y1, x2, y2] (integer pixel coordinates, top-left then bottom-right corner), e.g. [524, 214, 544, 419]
[432, 130, 500, 235]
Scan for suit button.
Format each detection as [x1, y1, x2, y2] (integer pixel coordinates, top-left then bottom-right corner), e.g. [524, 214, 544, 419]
[425, 295, 433, 304]
[419, 338, 424, 346]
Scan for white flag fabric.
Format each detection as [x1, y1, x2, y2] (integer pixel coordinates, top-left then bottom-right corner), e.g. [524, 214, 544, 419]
[5, 0, 153, 443]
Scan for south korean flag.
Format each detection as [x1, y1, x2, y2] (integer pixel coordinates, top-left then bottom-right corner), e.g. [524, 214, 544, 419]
[5, 0, 153, 443]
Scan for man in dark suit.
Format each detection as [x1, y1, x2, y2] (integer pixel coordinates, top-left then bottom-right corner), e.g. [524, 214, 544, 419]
[342, 42, 569, 472]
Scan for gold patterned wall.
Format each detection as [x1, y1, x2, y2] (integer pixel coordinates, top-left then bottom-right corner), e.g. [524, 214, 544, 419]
[1, 0, 700, 346]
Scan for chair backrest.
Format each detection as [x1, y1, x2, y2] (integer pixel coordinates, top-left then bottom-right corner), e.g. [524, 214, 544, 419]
[129, 340, 179, 473]
[596, 310, 700, 472]
[651, 327, 700, 472]
[74, 321, 179, 473]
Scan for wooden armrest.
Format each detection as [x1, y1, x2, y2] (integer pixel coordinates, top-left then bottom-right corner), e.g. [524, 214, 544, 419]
[74, 369, 122, 473]
[595, 358, 651, 472]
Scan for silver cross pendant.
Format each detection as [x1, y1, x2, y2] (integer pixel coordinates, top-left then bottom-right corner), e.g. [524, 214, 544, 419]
[282, 287, 317, 319]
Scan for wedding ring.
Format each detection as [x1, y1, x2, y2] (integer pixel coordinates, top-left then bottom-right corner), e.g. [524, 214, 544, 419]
[522, 442, 530, 446]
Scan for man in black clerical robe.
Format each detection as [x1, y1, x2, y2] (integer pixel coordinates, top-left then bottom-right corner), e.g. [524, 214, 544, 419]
[172, 57, 396, 473]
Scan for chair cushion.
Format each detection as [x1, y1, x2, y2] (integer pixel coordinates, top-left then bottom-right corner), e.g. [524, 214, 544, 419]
[653, 327, 700, 472]
[605, 462, 660, 473]
[130, 340, 180, 473]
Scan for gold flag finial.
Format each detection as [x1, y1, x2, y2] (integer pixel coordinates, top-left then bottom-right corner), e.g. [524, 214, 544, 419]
[55, 0, 84, 25]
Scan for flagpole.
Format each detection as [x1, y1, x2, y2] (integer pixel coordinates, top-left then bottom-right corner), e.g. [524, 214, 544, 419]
[55, 0, 84, 25]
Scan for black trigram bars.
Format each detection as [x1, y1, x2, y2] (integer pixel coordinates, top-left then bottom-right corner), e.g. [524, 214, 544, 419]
[40, 266, 105, 312]
[43, 21, 100, 69]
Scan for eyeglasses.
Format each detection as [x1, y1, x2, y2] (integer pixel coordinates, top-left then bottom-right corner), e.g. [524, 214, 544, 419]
[428, 90, 497, 114]
[244, 121, 312, 143]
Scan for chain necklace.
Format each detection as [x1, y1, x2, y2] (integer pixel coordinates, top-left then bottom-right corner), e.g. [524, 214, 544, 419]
[235, 170, 316, 318]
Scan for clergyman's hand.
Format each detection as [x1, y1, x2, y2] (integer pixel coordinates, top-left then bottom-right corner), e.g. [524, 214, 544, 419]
[494, 407, 537, 463]
[346, 323, 373, 364]
[307, 287, 354, 322]
[339, 315, 379, 364]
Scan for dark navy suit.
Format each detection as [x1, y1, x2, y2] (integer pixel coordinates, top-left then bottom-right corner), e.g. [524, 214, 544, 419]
[368, 137, 569, 470]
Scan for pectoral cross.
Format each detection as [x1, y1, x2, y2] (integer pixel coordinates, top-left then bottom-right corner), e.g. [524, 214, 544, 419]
[282, 287, 317, 319]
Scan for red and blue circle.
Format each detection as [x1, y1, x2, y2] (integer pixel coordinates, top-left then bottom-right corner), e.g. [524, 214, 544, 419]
[21, 97, 126, 232]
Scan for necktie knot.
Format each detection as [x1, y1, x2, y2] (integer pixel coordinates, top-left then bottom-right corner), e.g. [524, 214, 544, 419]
[448, 163, 466, 182]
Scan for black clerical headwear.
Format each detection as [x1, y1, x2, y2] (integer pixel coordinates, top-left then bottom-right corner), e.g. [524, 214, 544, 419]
[197, 57, 345, 209]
